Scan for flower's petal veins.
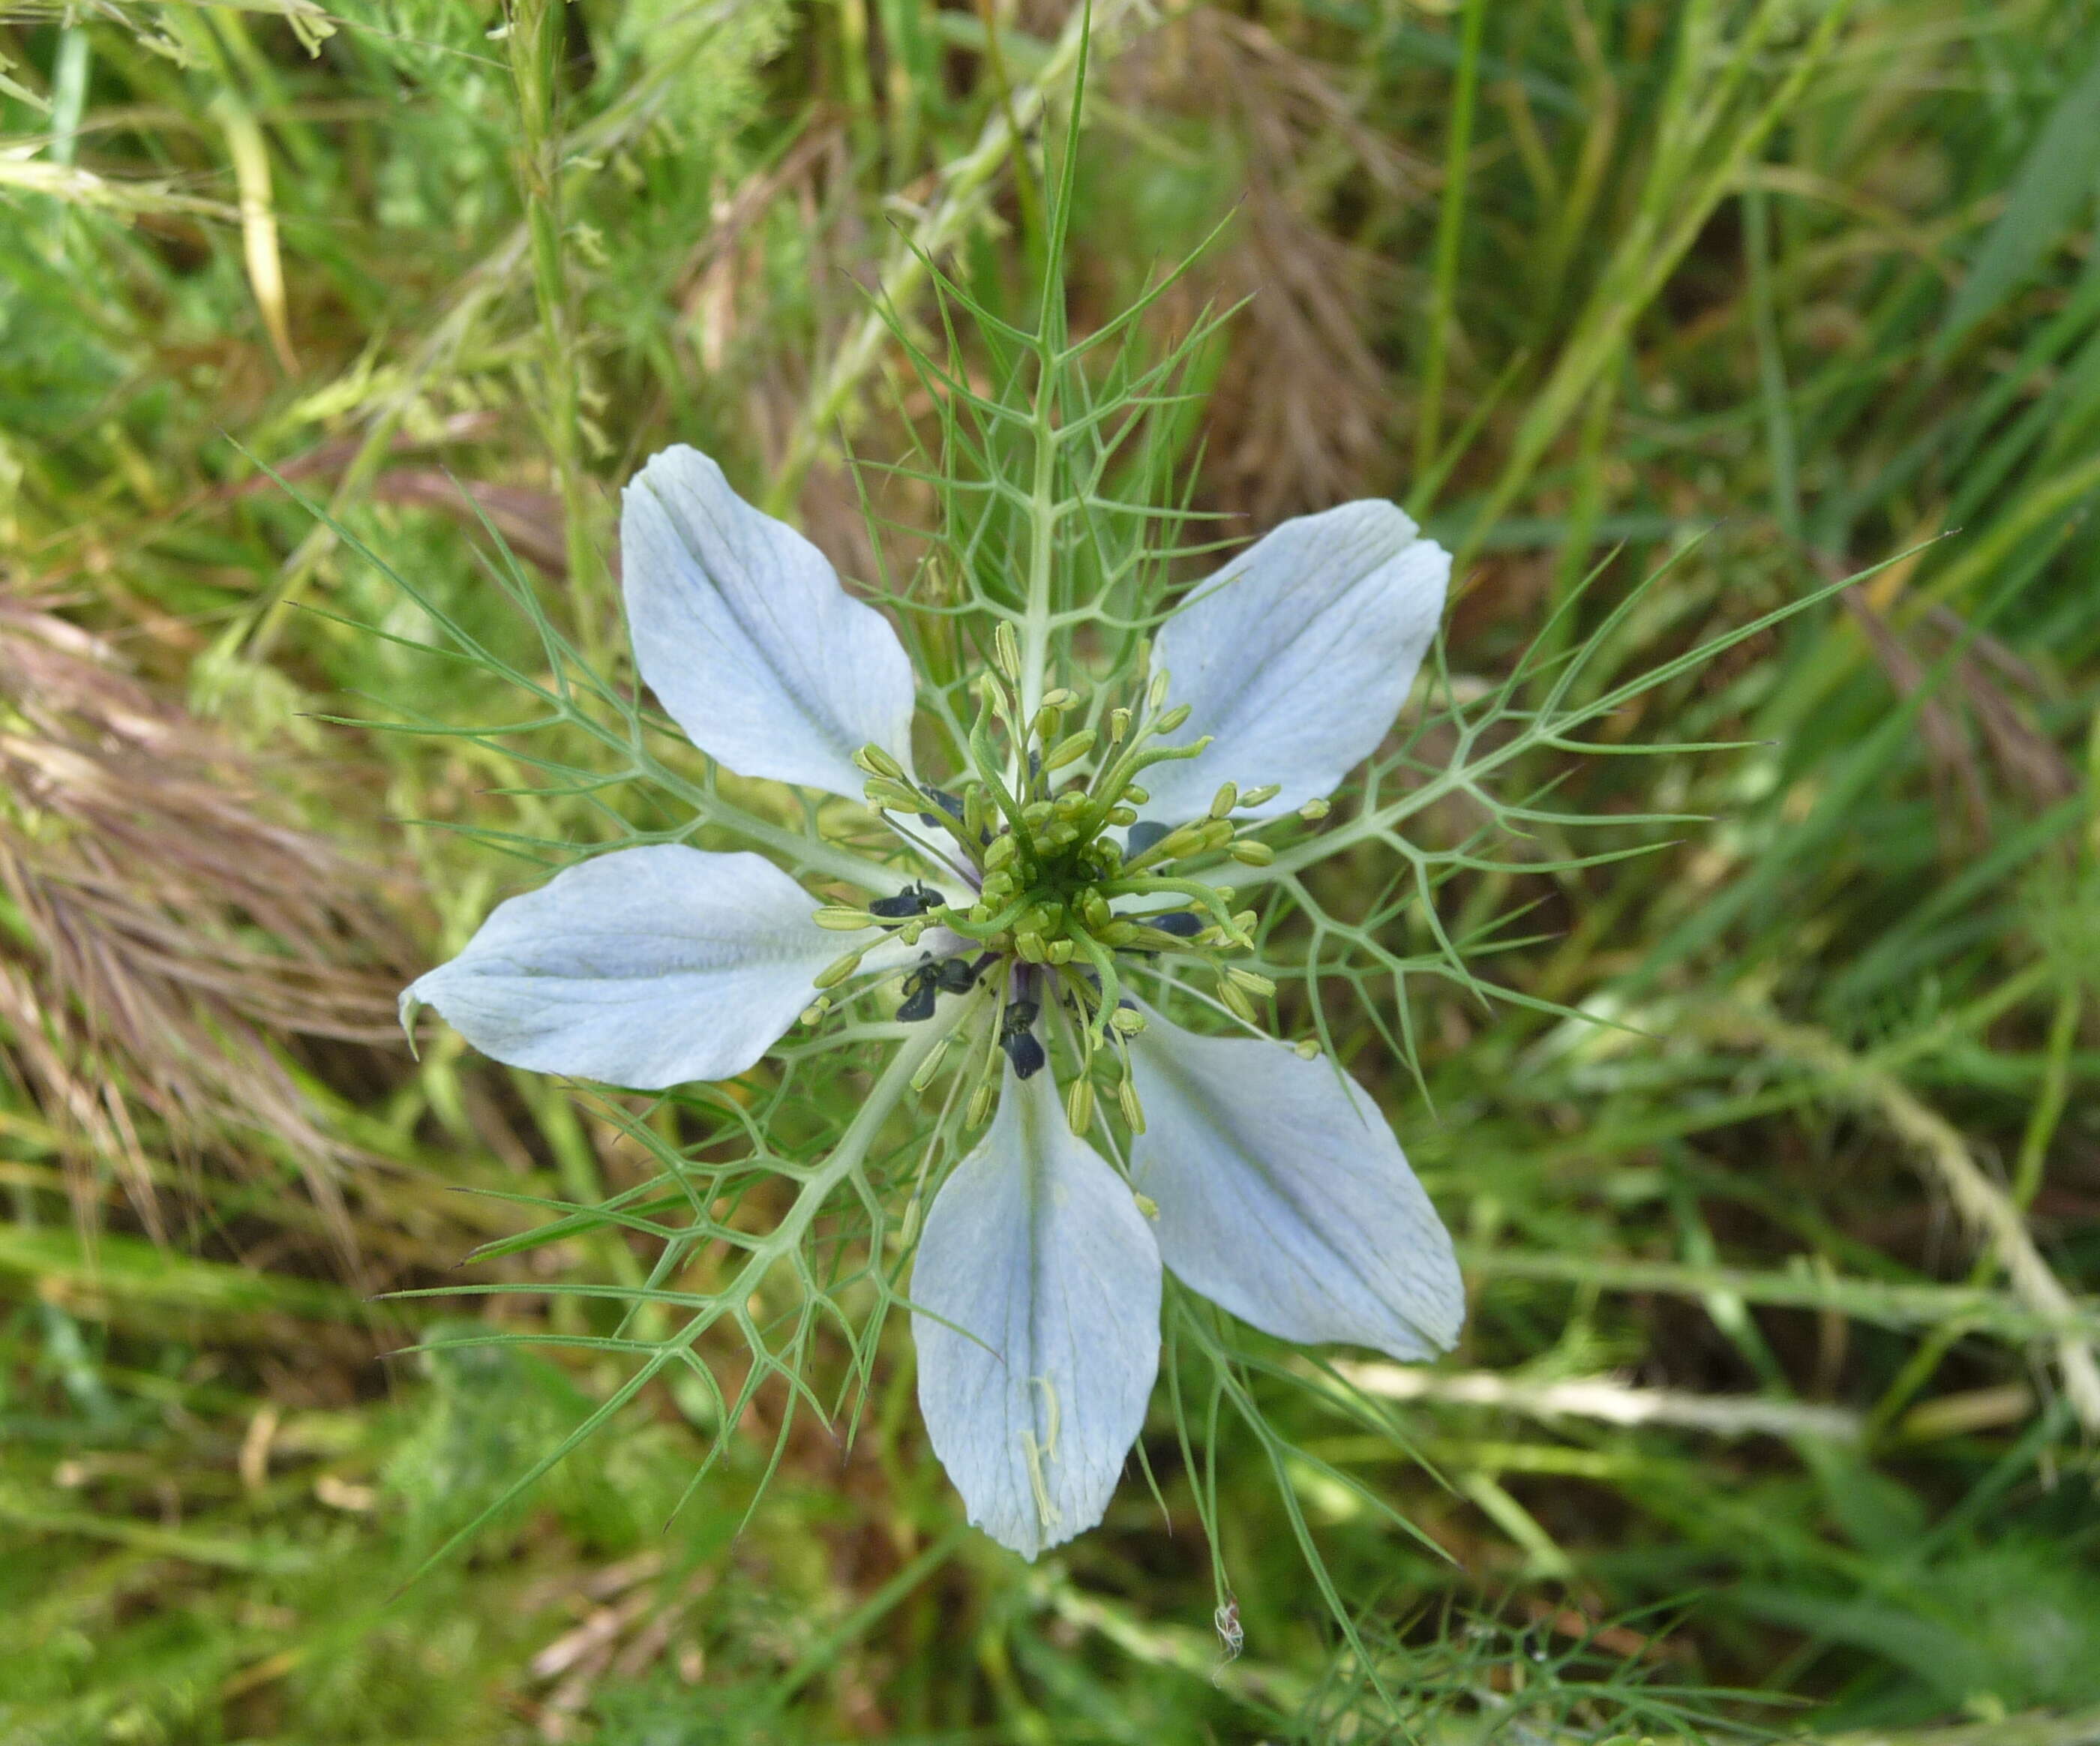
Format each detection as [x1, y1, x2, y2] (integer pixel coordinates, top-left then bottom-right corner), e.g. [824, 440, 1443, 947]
[1129, 1016, 1463, 1360]
[1141, 501, 1448, 824]
[911, 1067, 1162, 1559]
[622, 446, 917, 799]
[403, 845, 835, 1090]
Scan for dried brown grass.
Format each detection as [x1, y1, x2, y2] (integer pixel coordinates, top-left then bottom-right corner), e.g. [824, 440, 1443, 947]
[1121, 10, 1424, 521]
[0, 595, 408, 1267]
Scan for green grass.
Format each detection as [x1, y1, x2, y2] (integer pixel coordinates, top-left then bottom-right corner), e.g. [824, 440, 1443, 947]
[4, 0, 2100, 1740]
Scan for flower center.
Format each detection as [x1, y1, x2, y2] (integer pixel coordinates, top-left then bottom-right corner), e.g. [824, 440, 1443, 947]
[808, 641, 1310, 1134]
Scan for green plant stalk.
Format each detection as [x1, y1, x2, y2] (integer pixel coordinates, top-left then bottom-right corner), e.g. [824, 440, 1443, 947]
[1413, 0, 1486, 482]
[1017, 357, 1064, 727]
[1454, 0, 1856, 568]
[508, 0, 605, 624]
[766, 0, 1141, 512]
[1745, 181, 1802, 544]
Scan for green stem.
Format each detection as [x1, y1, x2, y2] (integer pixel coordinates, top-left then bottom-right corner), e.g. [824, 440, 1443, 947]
[1017, 354, 1061, 729]
[564, 708, 908, 894]
[1103, 875, 1244, 940]
[726, 1011, 963, 1293]
[1452, 0, 1853, 571]
[1414, 0, 1486, 482]
[508, 0, 605, 633]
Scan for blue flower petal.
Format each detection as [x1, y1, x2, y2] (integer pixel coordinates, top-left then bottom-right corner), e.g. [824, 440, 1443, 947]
[622, 446, 918, 799]
[1140, 501, 1447, 824]
[1130, 1016, 1464, 1359]
[404, 845, 834, 1089]
[911, 1067, 1162, 1558]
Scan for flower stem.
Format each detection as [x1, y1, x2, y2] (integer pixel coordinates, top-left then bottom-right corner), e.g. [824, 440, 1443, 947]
[507, 0, 607, 640]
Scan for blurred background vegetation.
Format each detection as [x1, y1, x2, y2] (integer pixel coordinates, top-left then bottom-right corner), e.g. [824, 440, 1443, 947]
[3, 0, 2100, 1739]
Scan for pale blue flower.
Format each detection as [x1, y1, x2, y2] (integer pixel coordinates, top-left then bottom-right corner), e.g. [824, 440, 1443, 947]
[405, 446, 1465, 1558]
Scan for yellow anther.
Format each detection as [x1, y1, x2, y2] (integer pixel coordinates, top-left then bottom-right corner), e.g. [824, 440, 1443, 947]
[1109, 1006, 1146, 1036]
[966, 1082, 997, 1128]
[1133, 1191, 1160, 1221]
[1294, 1037, 1321, 1060]
[910, 1036, 952, 1092]
[862, 776, 922, 812]
[1108, 706, 1132, 742]
[1019, 1428, 1061, 1534]
[1041, 687, 1079, 710]
[1045, 938, 1076, 964]
[1065, 1076, 1095, 1135]
[1217, 977, 1257, 1024]
[1240, 783, 1281, 807]
[1298, 796, 1330, 820]
[1155, 703, 1192, 734]
[1226, 968, 1276, 998]
[1143, 824, 1208, 865]
[1042, 728, 1097, 772]
[1118, 1076, 1147, 1135]
[992, 621, 1022, 682]
[1147, 668, 1171, 711]
[1208, 782, 1239, 819]
[812, 905, 874, 931]
[984, 832, 1018, 871]
[813, 948, 866, 989]
[1123, 784, 1149, 804]
[853, 743, 908, 781]
[1105, 805, 1137, 826]
[799, 1000, 830, 1027]
[1015, 931, 1048, 962]
[1228, 839, 1275, 866]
